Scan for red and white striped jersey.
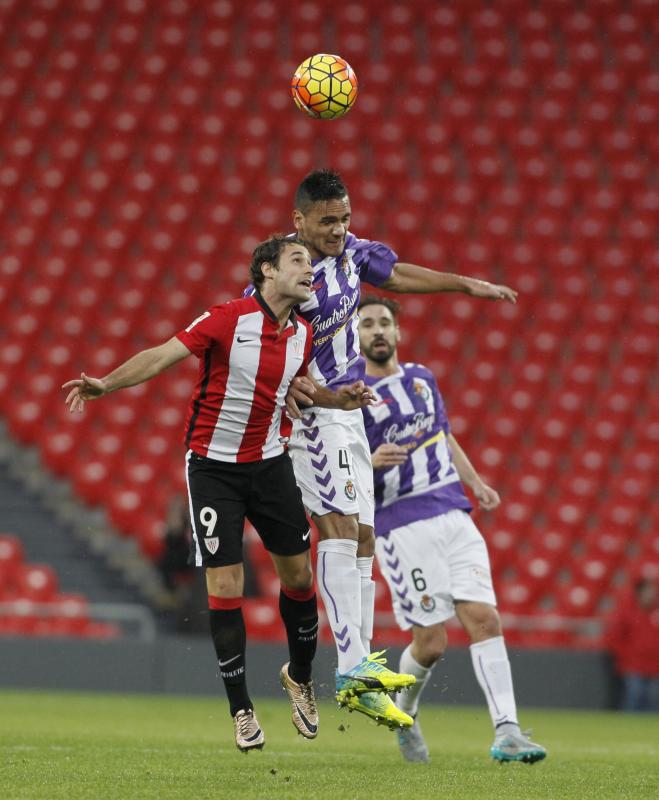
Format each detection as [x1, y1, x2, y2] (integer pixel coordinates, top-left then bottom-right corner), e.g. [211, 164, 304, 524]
[176, 293, 312, 463]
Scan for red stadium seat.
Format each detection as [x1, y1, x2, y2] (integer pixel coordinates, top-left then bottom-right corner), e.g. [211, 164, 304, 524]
[495, 66, 532, 102]
[553, 583, 601, 617]
[520, 36, 559, 77]
[567, 39, 606, 78]
[542, 69, 580, 103]
[487, 525, 524, 574]
[0, 534, 24, 592]
[564, 156, 603, 200]
[560, 9, 597, 41]
[0, 1, 654, 635]
[497, 577, 537, 616]
[17, 564, 58, 602]
[427, 32, 462, 71]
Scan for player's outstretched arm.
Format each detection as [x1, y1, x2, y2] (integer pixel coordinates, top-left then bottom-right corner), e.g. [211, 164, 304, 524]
[448, 433, 501, 510]
[284, 376, 374, 418]
[380, 262, 517, 303]
[326, 381, 376, 411]
[62, 337, 191, 413]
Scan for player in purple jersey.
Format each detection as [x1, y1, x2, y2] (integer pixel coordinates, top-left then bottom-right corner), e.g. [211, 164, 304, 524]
[283, 169, 519, 728]
[359, 295, 547, 765]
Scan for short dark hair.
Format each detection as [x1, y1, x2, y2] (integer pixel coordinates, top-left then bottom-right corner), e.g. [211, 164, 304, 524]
[250, 234, 297, 290]
[359, 294, 400, 320]
[295, 169, 348, 213]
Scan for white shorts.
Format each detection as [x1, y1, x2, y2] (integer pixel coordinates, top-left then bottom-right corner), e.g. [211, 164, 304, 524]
[289, 406, 375, 526]
[375, 509, 497, 630]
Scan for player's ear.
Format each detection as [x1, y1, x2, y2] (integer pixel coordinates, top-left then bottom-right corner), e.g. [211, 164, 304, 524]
[292, 209, 304, 231]
[395, 324, 401, 343]
[261, 261, 275, 280]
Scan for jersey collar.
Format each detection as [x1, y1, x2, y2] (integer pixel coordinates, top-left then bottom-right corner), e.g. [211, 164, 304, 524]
[253, 288, 299, 332]
[365, 366, 404, 390]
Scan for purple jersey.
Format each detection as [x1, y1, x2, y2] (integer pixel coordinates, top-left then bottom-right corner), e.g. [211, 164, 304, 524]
[363, 362, 472, 537]
[246, 233, 397, 387]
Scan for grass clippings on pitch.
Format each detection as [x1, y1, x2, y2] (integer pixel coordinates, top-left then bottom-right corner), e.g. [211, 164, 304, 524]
[1, 690, 658, 800]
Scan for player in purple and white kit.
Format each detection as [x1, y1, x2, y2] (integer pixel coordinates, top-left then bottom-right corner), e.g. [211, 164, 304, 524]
[283, 170, 519, 728]
[359, 295, 547, 764]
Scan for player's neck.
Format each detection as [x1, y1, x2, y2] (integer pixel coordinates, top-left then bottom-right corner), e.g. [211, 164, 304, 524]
[259, 288, 295, 330]
[364, 356, 399, 378]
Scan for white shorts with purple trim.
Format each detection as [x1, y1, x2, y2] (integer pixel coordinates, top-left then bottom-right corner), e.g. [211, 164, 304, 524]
[375, 508, 497, 630]
[289, 406, 375, 527]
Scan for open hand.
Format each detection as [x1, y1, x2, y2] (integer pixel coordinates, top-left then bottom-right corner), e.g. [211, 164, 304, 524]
[335, 381, 376, 411]
[62, 373, 107, 413]
[469, 280, 517, 303]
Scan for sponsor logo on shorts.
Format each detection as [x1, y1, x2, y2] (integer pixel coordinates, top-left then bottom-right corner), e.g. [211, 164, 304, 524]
[205, 537, 219, 555]
[420, 594, 436, 612]
[344, 479, 356, 501]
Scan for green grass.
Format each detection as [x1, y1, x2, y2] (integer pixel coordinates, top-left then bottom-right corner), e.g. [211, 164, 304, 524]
[1, 691, 658, 800]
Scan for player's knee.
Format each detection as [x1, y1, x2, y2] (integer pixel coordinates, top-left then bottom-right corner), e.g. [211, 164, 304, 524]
[422, 639, 446, 665]
[279, 562, 314, 591]
[288, 566, 314, 591]
[205, 569, 242, 598]
[460, 603, 502, 641]
[413, 625, 446, 666]
[479, 607, 502, 640]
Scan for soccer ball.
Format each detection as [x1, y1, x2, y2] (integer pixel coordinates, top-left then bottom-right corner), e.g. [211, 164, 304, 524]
[290, 54, 358, 120]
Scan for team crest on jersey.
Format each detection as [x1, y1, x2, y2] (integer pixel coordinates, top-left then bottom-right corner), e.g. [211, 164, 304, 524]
[205, 537, 219, 555]
[292, 338, 303, 356]
[420, 594, 436, 612]
[340, 254, 352, 277]
[344, 479, 356, 501]
[413, 380, 431, 402]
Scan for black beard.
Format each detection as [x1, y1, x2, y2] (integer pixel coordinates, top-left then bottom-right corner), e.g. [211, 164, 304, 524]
[364, 342, 395, 364]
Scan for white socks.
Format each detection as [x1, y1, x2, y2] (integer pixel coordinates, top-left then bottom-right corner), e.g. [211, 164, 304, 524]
[470, 635, 519, 729]
[317, 539, 367, 673]
[356, 556, 375, 653]
[396, 644, 433, 716]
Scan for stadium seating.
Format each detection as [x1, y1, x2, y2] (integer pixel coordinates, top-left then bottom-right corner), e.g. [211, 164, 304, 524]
[0, 0, 656, 647]
[0, 534, 119, 638]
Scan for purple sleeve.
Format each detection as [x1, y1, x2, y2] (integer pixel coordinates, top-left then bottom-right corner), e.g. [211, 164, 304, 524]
[433, 380, 452, 435]
[357, 239, 398, 287]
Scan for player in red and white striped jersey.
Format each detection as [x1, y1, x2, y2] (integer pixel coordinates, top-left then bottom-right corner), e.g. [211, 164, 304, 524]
[177, 288, 311, 463]
[63, 235, 375, 750]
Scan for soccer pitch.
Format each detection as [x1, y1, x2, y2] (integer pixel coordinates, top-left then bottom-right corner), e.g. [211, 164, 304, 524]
[1, 691, 658, 800]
